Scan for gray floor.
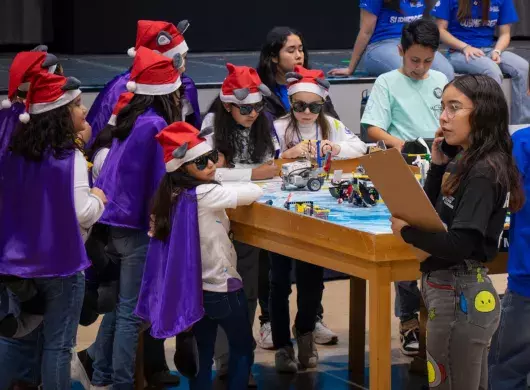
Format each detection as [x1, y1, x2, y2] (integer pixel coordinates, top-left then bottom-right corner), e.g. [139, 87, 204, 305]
[1, 40, 529, 91]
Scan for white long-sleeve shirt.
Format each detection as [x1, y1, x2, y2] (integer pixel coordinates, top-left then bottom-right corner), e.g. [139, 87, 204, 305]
[91, 147, 110, 183]
[74, 149, 105, 242]
[202, 113, 279, 182]
[273, 114, 367, 159]
[196, 182, 263, 292]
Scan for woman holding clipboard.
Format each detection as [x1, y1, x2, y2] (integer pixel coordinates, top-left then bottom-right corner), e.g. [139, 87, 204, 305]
[390, 74, 523, 389]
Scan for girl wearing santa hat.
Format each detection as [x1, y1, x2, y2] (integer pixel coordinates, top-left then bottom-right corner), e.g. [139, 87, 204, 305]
[270, 65, 367, 373]
[88, 47, 185, 388]
[135, 121, 263, 390]
[0, 72, 106, 389]
[201, 63, 279, 382]
[86, 19, 201, 147]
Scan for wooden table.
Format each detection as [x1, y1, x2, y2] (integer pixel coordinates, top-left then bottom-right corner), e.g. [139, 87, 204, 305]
[227, 158, 508, 390]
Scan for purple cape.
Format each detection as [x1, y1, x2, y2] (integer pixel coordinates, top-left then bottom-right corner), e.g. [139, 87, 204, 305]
[0, 150, 90, 277]
[86, 70, 202, 146]
[0, 103, 25, 164]
[135, 188, 204, 338]
[94, 108, 167, 230]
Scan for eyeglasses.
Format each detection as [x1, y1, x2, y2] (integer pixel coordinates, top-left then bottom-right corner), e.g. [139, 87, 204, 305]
[291, 101, 324, 114]
[232, 102, 265, 115]
[432, 103, 473, 120]
[185, 149, 219, 171]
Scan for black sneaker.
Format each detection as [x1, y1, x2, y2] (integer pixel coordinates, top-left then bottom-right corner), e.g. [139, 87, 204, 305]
[399, 318, 420, 356]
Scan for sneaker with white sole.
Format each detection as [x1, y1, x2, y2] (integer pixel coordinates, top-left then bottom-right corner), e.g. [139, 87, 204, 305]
[313, 319, 339, 345]
[257, 322, 274, 350]
[399, 318, 420, 356]
[71, 350, 91, 390]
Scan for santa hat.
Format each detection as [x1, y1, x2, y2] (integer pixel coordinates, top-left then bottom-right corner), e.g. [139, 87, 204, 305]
[155, 122, 214, 172]
[220, 63, 271, 105]
[108, 92, 134, 126]
[127, 20, 190, 58]
[126, 47, 183, 95]
[19, 73, 82, 123]
[286, 66, 330, 98]
[2, 47, 59, 109]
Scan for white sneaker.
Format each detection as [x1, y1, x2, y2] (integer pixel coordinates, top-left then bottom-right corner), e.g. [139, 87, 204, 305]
[71, 350, 91, 390]
[257, 322, 274, 350]
[313, 319, 338, 345]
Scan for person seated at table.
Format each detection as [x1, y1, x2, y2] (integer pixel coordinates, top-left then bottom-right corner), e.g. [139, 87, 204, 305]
[390, 74, 523, 390]
[328, 0, 454, 81]
[200, 63, 279, 385]
[432, 0, 530, 125]
[488, 122, 530, 389]
[271, 66, 366, 373]
[361, 19, 449, 356]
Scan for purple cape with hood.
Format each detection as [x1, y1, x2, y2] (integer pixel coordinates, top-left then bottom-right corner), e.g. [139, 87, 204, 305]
[86, 70, 201, 146]
[135, 188, 204, 338]
[94, 108, 167, 231]
[0, 103, 25, 163]
[0, 150, 90, 277]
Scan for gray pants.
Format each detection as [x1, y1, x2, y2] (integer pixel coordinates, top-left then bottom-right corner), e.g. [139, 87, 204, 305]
[422, 262, 500, 390]
[214, 241, 260, 365]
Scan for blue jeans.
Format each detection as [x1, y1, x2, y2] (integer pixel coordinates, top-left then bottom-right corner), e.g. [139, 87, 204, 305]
[92, 227, 149, 389]
[489, 289, 530, 390]
[0, 272, 84, 390]
[190, 289, 254, 390]
[359, 38, 456, 81]
[394, 280, 421, 322]
[448, 48, 530, 125]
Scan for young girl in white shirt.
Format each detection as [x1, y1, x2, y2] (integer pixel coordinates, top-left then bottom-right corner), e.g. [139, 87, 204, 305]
[136, 121, 263, 390]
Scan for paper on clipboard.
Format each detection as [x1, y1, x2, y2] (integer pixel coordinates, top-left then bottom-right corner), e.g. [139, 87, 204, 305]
[358, 148, 446, 261]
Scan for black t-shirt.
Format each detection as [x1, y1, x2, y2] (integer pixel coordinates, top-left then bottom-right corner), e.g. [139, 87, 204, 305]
[401, 159, 509, 272]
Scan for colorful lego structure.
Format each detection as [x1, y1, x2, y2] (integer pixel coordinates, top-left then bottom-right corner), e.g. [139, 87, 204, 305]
[284, 200, 330, 220]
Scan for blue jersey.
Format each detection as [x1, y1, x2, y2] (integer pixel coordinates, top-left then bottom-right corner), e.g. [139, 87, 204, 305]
[360, 0, 426, 44]
[432, 0, 518, 48]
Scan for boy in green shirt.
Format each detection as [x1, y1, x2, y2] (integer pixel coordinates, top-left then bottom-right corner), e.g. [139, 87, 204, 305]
[361, 19, 450, 356]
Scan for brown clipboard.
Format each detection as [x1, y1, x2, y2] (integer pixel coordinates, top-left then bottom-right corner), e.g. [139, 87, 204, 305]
[358, 148, 446, 261]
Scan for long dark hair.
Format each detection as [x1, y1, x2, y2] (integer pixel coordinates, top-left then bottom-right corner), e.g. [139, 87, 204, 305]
[207, 97, 275, 165]
[457, 0, 490, 23]
[112, 88, 183, 141]
[9, 104, 78, 161]
[441, 74, 524, 212]
[256, 27, 309, 90]
[151, 169, 218, 241]
[87, 125, 113, 161]
[284, 108, 330, 149]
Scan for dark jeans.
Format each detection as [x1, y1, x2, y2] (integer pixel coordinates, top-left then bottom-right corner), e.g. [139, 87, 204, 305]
[190, 289, 253, 390]
[258, 251, 324, 326]
[394, 280, 421, 322]
[489, 289, 530, 390]
[143, 331, 168, 379]
[269, 252, 324, 348]
[0, 272, 85, 390]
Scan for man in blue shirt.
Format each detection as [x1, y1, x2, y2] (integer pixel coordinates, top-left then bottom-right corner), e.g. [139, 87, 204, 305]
[489, 123, 530, 389]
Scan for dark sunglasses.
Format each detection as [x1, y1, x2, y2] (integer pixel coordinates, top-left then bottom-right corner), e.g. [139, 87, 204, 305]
[292, 100, 324, 114]
[185, 149, 219, 171]
[232, 102, 265, 115]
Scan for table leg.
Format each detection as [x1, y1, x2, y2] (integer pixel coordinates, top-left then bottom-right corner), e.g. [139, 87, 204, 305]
[368, 267, 392, 390]
[348, 276, 367, 385]
[135, 332, 145, 390]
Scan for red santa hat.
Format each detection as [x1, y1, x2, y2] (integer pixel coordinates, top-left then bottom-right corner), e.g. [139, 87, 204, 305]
[155, 122, 214, 172]
[19, 73, 82, 123]
[220, 63, 271, 105]
[126, 47, 183, 95]
[286, 66, 330, 99]
[2, 47, 59, 109]
[127, 20, 190, 58]
[108, 92, 134, 126]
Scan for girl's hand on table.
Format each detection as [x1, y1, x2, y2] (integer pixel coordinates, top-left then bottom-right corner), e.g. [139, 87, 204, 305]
[390, 216, 409, 237]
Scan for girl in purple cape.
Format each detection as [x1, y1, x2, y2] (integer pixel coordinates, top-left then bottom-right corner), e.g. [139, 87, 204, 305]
[0, 72, 106, 389]
[136, 121, 263, 390]
[86, 19, 201, 147]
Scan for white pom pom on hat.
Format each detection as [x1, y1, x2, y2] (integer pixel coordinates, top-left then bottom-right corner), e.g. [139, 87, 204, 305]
[127, 47, 137, 58]
[126, 81, 137, 92]
[19, 112, 30, 123]
[1, 99, 12, 109]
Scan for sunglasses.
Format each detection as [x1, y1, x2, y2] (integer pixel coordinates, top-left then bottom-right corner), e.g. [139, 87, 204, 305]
[232, 102, 265, 115]
[292, 101, 324, 114]
[185, 149, 219, 171]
